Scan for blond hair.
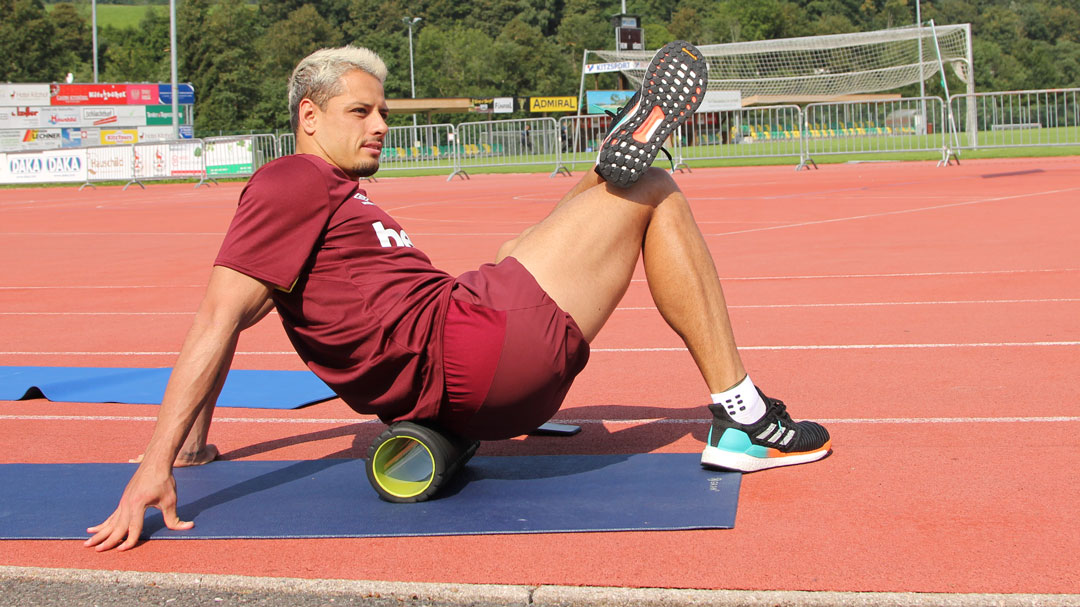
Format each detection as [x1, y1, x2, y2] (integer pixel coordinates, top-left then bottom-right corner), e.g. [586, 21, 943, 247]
[288, 45, 388, 133]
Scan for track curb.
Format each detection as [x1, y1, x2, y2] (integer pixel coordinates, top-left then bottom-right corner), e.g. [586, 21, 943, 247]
[3, 566, 1080, 607]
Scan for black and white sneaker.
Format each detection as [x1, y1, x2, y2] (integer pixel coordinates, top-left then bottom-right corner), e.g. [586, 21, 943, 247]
[594, 40, 708, 188]
[701, 389, 832, 472]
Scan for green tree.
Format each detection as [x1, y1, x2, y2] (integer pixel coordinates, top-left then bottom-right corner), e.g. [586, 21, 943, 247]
[0, 0, 61, 81]
[492, 17, 574, 96]
[49, 2, 92, 79]
[100, 8, 170, 82]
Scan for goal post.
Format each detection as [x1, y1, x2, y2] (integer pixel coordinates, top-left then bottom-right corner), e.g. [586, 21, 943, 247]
[578, 24, 975, 136]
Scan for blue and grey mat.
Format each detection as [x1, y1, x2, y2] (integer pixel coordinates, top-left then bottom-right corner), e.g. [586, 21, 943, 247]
[0, 366, 336, 409]
[0, 454, 739, 539]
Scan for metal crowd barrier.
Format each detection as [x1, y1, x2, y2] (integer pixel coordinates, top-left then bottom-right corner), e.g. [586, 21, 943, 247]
[673, 105, 805, 169]
[201, 134, 277, 181]
[276, 133, 296, 157]
[556, 115, 610, 174]
[801, 97, 950, 168]
[127, 138, 208, 189]
[7, 88, 1080, 188]
[83, 144, 135, 189]
[949, 88, 1080, 152]
[453, 117, 567, 179]
[375, 123, 458, 178]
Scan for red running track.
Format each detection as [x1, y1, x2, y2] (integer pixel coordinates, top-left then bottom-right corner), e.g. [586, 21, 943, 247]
[1, 157, 1078, 592]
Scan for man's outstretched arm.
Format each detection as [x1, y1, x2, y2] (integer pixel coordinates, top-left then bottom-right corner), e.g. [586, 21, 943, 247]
[84, 266, 273, 552]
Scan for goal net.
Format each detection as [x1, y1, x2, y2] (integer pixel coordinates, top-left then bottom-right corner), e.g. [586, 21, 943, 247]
[583, 24, 973, 103]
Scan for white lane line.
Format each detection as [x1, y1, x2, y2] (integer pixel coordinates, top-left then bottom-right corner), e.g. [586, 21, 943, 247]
[6, 298, 1077, 317]
[3, 268, 1075, 291]
[615, 298, 1080, 311]
[0, 312, 195, 316]
[702, 187, 1080, 237]
[630, 268, 1080, 283]
[0, 232, 223, 236]
[1, 415, 1076, 425]
[590, 342, 1080, 352]
[0, 285, 205, 290]
[3, 342, 1078, 357]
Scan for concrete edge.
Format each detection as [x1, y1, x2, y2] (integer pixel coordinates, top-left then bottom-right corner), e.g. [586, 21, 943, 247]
[3, 565, 1080, 607]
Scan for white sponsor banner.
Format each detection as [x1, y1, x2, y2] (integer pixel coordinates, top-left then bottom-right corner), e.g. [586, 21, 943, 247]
[168, 141, 203, 176]
[698, 90, 743, 112]
[132, 140, 203, 180]
[492, 97, 514, 114]
[17, 129, 63, 150]
[0, 130, 22, 151]
[0, 106, 44, 129]
[40, 107, 81, 128]
[86, 145, 133, 181]
[81, 105, 146, 127]
[0, 84, 51, 107]
[1, 149, 87, 184]
[137, 125, 176, 142]
[133, 143, 170, 179]
[204, 137, 254, 175]
[584, 60, 649, 74]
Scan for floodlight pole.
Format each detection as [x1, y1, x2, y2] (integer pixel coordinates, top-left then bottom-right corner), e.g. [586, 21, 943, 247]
[91, 0, 98, 82]
[170, 0, 179, 139]
[404, 17, 421, 131]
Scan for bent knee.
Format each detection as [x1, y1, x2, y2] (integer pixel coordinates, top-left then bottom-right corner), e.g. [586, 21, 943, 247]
[496, 226, 535, 262]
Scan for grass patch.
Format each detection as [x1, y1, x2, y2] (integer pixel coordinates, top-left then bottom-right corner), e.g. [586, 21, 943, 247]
[46, 3, 164, 30]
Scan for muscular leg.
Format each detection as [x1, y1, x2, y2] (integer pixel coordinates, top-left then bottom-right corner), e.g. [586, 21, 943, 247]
[498, 168, 745, 393]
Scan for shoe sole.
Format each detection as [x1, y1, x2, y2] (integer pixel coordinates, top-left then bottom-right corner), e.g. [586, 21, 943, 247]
[595, 41, 708, 188]
[700, 442, 832, 473]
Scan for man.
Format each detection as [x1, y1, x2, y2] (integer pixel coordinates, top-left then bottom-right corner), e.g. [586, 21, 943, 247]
[86, 42, 829, 552]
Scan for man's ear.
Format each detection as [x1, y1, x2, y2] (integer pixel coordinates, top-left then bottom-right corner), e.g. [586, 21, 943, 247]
[298, 98, 318, 136]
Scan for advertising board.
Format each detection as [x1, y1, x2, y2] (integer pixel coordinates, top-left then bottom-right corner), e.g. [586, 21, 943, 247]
[50, 84, 129, 105]
[204, 137, 253, 176]
[1, 149, 87, 183]
[100, 129, 140, 145]
[86, 145, 133, 181]
[158, 84, 195, 105]
[0, 84, 51, 106]
[0, 106, 44, 129]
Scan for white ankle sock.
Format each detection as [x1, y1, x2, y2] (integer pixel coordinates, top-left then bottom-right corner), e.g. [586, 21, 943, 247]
[710, 375, 767, 424]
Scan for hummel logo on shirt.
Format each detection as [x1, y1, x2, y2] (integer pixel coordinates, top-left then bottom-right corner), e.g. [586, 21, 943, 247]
[372, 221, 414, 248]
[353, 192, 374, 205]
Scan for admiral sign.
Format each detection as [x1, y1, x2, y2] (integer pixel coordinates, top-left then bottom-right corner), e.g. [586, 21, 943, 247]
[528, 96, 578, 113]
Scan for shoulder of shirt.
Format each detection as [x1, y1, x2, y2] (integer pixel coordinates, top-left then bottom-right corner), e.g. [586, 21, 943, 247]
[252, 154, 338, 181]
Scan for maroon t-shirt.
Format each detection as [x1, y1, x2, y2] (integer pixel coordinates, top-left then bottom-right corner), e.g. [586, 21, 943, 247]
[215, 154, 455, 423]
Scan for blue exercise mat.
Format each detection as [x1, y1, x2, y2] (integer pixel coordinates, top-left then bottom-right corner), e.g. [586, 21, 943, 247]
[0, 455, 740, 539]
[0, 366, 336, 409]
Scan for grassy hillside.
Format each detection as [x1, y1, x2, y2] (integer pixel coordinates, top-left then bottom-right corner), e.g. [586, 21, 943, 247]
[46, 3, 164, 30]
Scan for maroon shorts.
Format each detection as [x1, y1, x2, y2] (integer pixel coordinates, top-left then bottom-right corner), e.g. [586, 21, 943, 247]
[438, 257, 590, 441]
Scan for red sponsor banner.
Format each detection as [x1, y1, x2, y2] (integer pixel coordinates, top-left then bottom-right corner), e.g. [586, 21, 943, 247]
[50, 84, 128, 106]
[125, 84, 160, 105]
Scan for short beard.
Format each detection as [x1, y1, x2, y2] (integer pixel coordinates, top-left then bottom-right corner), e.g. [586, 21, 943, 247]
[352, 160, 379, 178]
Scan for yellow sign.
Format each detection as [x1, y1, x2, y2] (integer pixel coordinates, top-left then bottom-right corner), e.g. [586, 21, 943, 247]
[529, 96, 578, 113]
[100, 129, 139, 145]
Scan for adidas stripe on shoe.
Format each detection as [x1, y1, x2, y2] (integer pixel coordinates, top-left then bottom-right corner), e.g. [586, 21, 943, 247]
[594, 40, 708, 188]
[701, 389, 831, 472]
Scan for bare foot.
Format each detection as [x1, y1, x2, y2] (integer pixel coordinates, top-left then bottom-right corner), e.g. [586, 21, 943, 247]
[129, 444, 219, 467]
